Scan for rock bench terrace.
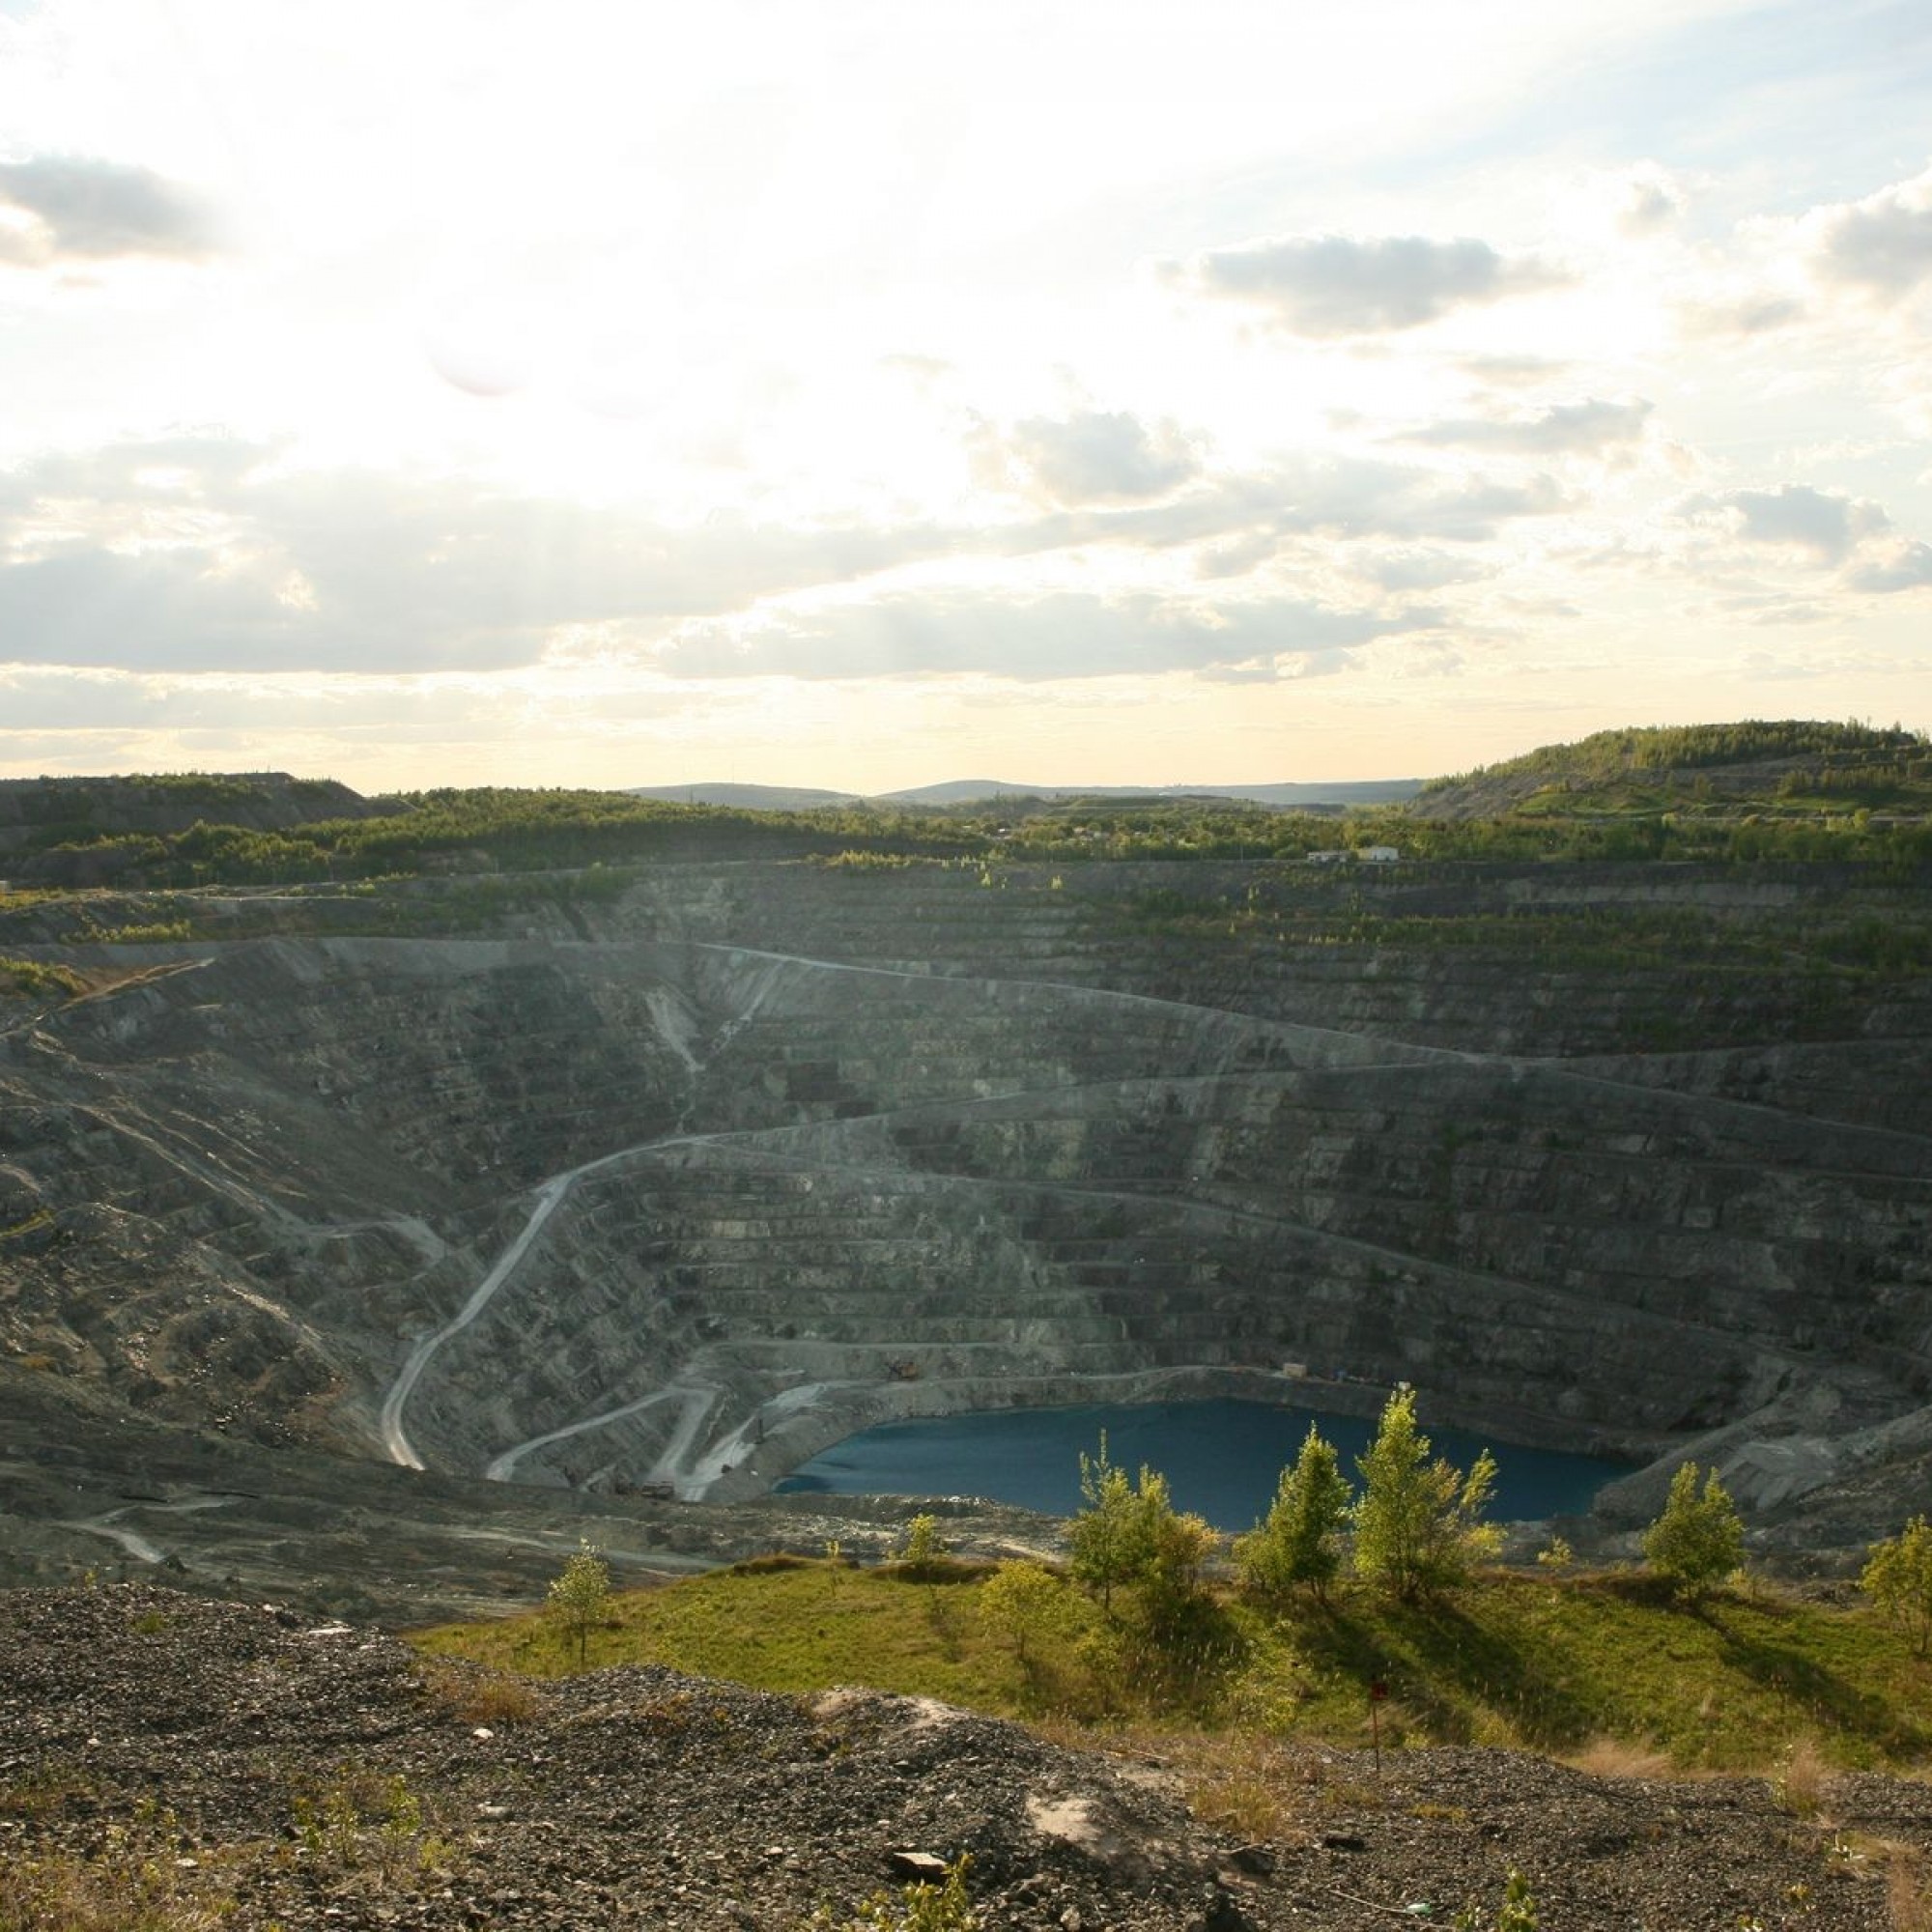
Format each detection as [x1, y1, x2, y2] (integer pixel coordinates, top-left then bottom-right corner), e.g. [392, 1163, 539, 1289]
[3, 843, 1932, 1604]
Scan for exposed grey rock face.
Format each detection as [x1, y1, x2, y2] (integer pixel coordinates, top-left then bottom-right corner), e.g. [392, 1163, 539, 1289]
[2, 854, 1929, 1599]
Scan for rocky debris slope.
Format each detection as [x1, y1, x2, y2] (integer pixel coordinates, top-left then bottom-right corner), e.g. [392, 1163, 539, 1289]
[0, 1364, 1079, 1624]
[5, 850, 1932, 1589]
[5, 1584, 1932, 1930]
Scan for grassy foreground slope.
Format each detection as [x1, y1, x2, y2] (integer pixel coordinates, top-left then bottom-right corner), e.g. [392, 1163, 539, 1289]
[415, 1557, 1932, 1776]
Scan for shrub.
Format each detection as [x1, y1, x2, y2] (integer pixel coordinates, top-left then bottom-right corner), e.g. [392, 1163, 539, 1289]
[1861, 1515, 1932, 1655]
[807, 1856, 980, 1930]
[977, 1560, 1065, 1664]
[1067, 1435, 1214, 1617]
[1642, 1463, 1743, 1600]
[1235, 1423, 1350, 1604]
[1453, 1865, 1538, 1931]
[898, 1514, 945, 1577]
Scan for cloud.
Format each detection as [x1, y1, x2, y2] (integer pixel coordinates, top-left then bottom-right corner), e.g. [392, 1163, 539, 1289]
[1192, 529, 1280, 581]
[1845, 539, 1932, 593]
[0, 550, 354, 673]
[0, 433, 1568, 679]
[1405, 397, 1652, 456]
[1351, 548, 1488, 592]
[1683, 167, 1932, 343]
[972, 409, 1202, 506]
[1427, 472, 1571, 533]
[652, 589, 1439, 683]
[1710, 484, 1890, 561]
[0, 665, 482, 733]
[0, 156, 223, 266]
[1713, 592, 1836, 627]
[1618, 168, 1684, 236]
[1198, 648, 1354, 684]
[1809, 167, 1932, 302]
[1028, 456, 1574, 556]
[0, 438, 944, 672]
[1678, 293, 1804, 338]
[1677, 483, 1892, 566]
[1458, 355, 1575, 387]
[1167, 233, 1566, 336]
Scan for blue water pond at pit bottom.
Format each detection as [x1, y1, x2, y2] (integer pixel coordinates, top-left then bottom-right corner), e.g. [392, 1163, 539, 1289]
[773, 1398, 1634, 1532]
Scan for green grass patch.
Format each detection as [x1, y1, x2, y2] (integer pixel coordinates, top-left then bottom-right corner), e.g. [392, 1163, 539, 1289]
[414, 1559, 1079, 1717]
[414, 1563, 1932, 1774]
[1254, 1570, 1932, 1769]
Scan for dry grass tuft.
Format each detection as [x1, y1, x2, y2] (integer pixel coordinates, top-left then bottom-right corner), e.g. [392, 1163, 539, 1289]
[419, 1658, 539, 1727]
[1565, 1736, 1676, 1780]
[1020, 1719, 1316, 1843]
[0, 1810, 235, 1931]
[1173, 1732, 1307, 1842]
[1887, 1843, 1932, 1932]
[1774, 1736, 1833, 1821]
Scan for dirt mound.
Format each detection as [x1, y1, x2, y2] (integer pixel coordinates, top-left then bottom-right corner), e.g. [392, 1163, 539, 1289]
[5, 1584, 1930, 1928]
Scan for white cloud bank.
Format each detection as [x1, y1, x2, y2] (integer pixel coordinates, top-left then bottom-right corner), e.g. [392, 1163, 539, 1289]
[1, 4, 1929, 786]
[1808, 167, 1932, 302]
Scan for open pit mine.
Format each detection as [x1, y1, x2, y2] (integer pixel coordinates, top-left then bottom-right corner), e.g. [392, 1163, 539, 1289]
[2, 775, 1930, 1616]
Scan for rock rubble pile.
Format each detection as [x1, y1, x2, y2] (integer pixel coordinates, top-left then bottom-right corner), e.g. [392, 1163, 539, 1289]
[4, 1584, 1931, 1929]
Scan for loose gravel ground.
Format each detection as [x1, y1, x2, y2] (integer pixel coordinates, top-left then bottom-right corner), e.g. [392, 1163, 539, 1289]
[4, 1584, 1931, 1929]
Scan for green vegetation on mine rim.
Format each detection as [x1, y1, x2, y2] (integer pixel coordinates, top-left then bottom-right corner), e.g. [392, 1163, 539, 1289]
[1419, 718, 1930, 789]
[29, 793, 1932, 886]
[414, 1561, 1932, 1775]
[8, 719, 1932, 890]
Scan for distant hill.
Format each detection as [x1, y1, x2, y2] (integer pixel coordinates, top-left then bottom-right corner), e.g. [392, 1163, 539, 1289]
[871, 778, 1426, 810]
[1181, 779, 1424, 809]
[0, 771, 391, 862]
[630, 778, 1423, 811]
[868, 779, 1038, 807]
[1416, 720, 1932, 820]
[626, 782, 866, 811]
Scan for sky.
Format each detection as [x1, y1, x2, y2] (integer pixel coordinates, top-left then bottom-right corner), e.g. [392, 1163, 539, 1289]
[2, 0, 1931, 793]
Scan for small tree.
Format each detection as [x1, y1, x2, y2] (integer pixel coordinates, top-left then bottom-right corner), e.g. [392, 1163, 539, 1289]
[1134, 1467, 1218, 1625]
[1236, 1424, 1351, 1605]
[1861, 1515, 1932, 1655]
[1642, 1462, 1744, 1599]
[1066, 1435, 1215, 1622]
[1067, 1435, 1154, 1613]
[899, 1513, 945, 1576]
[548, 1538, 611, 1667]
[978, 1559, 1065, 1665]
[1351, 1386, 1499, 1602]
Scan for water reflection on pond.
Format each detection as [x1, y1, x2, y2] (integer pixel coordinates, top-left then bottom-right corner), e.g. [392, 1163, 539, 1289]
[774, 1398, 1632, 1530]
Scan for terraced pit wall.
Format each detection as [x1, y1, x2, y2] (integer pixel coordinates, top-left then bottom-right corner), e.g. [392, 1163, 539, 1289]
[2, 853, 1928, 1561]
